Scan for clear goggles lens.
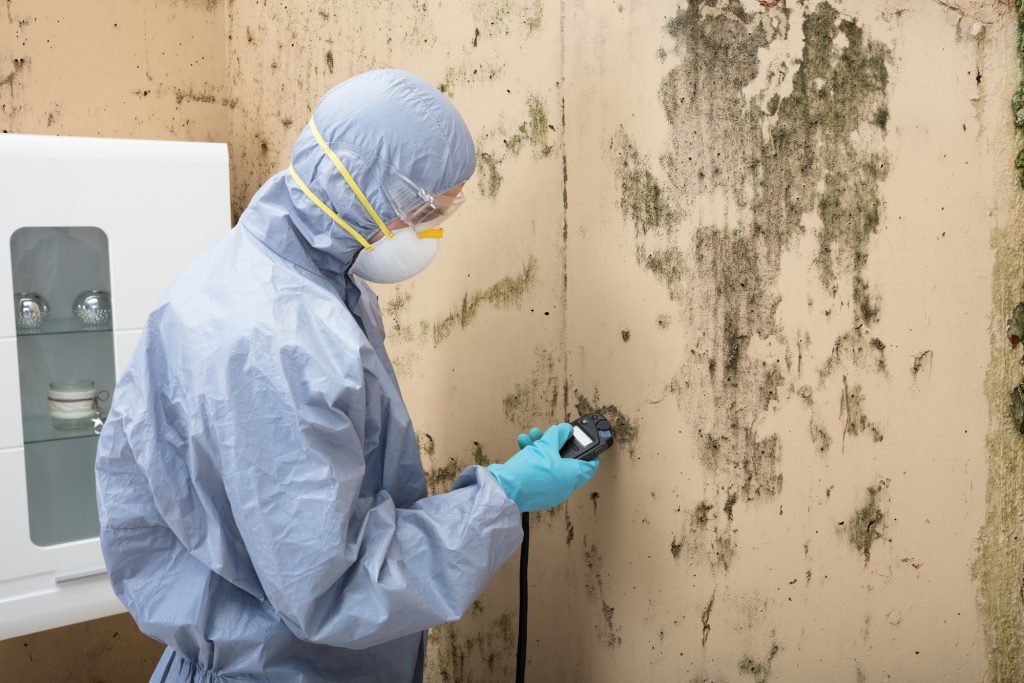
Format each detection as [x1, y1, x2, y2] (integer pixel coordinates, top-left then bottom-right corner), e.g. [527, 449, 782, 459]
[399, 191, 465, 227]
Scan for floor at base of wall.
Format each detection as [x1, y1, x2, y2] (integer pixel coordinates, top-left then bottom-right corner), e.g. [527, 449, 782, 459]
[0, 612, 164, 682]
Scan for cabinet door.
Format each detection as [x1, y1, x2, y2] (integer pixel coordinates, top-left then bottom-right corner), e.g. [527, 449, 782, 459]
[0, 135, 229, 639]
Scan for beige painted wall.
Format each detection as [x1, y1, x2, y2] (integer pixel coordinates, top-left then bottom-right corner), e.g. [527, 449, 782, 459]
[4, 0, 1024, 681]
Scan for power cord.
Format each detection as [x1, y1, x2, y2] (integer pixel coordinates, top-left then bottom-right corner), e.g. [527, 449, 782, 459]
[516, 511, 529, 683]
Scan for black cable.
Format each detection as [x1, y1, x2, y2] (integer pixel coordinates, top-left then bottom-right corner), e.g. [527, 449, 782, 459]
[516, 511, 529, 683]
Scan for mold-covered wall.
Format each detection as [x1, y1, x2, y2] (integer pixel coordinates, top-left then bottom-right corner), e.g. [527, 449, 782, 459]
[554, 0, 1018, 680]
[4, 0, 1024, 681]
[226, 0, 1021, 679]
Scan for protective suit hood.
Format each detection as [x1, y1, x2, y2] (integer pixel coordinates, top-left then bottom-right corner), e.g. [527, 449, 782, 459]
[242, 69, 476, 278]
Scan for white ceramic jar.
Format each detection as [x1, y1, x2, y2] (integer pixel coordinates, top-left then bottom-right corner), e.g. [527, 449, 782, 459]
[47, 380, 101, 430]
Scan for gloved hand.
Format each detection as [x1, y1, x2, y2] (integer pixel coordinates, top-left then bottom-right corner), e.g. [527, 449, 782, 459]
[516, 426, 543, 448]
[488, 423, 599, 513]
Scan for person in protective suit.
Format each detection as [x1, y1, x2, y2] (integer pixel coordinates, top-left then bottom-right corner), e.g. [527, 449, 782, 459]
[94, 69, 599, 682]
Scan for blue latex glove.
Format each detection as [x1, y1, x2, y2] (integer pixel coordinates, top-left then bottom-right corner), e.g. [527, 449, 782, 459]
[516, 426, 543, 449]
[488, 423, 600, 513]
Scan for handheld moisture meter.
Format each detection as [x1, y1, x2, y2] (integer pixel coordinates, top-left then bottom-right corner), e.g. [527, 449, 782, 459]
[559, 411, 615, 461]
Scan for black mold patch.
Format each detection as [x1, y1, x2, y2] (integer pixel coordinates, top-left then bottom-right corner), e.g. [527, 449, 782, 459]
[428, 611, 516, 682]
[809, 417, 832, 455]
[574, 392, 640, 459]
[819, 329, 888, 381]
[739, 642, 780, 683]
[701, 592, 715, 647]
[693, 501, 714, 526]
[472, 442, 490, 466]
[583, 538, 622, 646]
[911, 349, 932, 378]
[1, 56, 27, 90]
[432, 257, 537, 344]
[841, 378, 883, 445]
[845, 480, 888, 563]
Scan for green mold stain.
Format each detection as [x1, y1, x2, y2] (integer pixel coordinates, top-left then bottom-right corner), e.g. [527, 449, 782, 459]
[976, 6, 1024, 676]
[437, 67, 457, 98]
[424, 457, 460, 496]
[846, 481, 887, 563]
[504, 95, 554, 158]
[476, 150, 503, 199]
[610, 126, 675, 236]
[432, 256, 537, 345]
[609, 2, 889, 553]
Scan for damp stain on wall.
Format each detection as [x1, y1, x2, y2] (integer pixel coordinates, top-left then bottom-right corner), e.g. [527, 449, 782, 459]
[432, 255, 537, 345]
[612, 0, 890, 570]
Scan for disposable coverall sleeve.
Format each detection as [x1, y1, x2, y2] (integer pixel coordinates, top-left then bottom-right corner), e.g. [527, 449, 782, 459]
[215, 356, 523, 650]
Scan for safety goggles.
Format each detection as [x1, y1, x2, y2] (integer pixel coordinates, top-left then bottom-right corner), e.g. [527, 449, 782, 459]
[288, 118, 462, 251]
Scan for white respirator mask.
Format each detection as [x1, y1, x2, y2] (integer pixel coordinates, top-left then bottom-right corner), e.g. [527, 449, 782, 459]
[350, 220, 444, 284]
[287, 117, 465, 285]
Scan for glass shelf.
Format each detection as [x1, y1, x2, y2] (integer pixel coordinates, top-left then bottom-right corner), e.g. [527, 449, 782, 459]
[13, 226, 114, 546]
[22, 415, 104, 445]
[16, 318, 112, 337]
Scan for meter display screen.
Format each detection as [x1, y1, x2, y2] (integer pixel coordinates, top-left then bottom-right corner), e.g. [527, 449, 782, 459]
[572, 425, 593, 447]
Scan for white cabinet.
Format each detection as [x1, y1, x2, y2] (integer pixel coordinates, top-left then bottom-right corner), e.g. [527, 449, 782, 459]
[0, 134, 230, 639]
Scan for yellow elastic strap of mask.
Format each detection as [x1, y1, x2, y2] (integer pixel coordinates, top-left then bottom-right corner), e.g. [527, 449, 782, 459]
[417, 227, 444, 239]
[308, 118, 394, 240]
[288, 165, 374, 251]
